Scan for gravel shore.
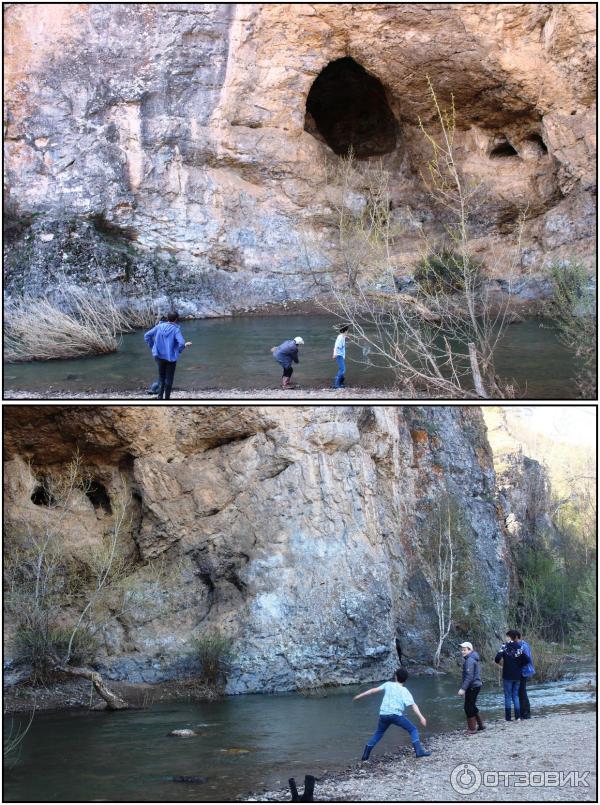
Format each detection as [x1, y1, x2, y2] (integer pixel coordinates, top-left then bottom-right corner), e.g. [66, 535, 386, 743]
[4, 386, 421, 400]
[247, 711, 596, 802]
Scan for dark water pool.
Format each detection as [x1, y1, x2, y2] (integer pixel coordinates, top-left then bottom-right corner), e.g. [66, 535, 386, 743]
[4, 315, 579, 398]
[3, 672, 595, 802]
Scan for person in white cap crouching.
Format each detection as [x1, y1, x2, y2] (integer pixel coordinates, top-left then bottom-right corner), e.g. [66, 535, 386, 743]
[271, 336, 304, 389]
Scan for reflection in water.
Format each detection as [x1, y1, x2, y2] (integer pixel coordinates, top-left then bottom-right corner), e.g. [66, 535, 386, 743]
[4, 315, 578, 398]
[3, 672, 595, 802]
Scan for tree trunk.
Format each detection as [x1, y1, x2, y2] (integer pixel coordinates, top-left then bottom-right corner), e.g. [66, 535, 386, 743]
[58, 664, 129, 710]
[468, 343, 488, 398]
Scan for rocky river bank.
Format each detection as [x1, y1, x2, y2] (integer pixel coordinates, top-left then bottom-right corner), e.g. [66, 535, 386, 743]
[247, 711, 597, 802]
[4, 386, 424, 400]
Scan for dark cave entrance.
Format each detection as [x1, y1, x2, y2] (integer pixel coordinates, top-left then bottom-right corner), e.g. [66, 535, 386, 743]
[490, 137, 519, 158]
[86, 480, 112, 516]
[305, 57, 398, 158]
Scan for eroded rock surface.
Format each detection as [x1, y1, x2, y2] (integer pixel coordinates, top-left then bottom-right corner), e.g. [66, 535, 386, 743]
[4, 405, 510, 692]
[3, 4, 596, 314]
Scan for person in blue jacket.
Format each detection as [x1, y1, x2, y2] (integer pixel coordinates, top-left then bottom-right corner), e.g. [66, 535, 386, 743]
[514, 629, 535, 719]
[495, 631, 529, 721]
[271, 336, 304, 389]
[144, 311, 191, 400]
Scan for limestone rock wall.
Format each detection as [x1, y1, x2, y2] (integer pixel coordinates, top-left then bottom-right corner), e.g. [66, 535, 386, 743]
[4, 405, 510, 693]
[3, 4, 596, 314]
[483, 407, 554, 544]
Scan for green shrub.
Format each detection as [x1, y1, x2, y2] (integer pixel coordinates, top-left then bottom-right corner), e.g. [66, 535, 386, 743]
[414, 248, 483, 295]
[191, 632, 233, 687]
[523, 634, 569, 682]
[547, 260, 596, 397]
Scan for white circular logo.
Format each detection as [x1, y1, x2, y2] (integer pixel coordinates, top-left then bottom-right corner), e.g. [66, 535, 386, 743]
[450, 763, 482, 794]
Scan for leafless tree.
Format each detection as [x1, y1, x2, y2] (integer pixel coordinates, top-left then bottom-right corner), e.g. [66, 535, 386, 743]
[4, 454, 132, 709]
[421, 494, 466, 667]
[310, 78, 525, 398]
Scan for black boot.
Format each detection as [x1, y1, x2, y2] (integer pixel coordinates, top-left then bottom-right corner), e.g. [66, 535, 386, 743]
[505, 708, 512, 721]
[361, 744, 372, 761]
[157, 383, 165, 400]
[413, 740, 431, 757]
[164, 384, 172, 400]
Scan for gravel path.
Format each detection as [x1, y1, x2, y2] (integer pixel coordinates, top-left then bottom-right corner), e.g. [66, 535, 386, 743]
[4, 386, 423, 400]
[248, 711, 596, 802]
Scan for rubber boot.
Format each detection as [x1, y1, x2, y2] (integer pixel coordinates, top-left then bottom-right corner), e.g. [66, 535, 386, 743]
[282, 376, 291, 389]
[413, 740, 431, 758]
[466, 716, 478, 734]
[157, 383, 165, 400]
[505, 708, 512, 721]
[475, 714, 485, 731]
[164, 384, 172, 400]
[361, 744, 372, 761]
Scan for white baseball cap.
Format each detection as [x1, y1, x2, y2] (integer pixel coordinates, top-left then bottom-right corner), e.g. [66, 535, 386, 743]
[460, 642, 473, 650]
[294, 336, 304, 345]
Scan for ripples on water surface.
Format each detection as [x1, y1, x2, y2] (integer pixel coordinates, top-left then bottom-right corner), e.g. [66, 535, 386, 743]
[4, 315, 579, 398]
[3, 672, 595, 802]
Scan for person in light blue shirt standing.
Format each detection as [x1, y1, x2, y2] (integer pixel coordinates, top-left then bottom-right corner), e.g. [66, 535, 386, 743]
[353, 667, 431, 761]
[332, 325, 349, 389]
[144, 311, 191, 400]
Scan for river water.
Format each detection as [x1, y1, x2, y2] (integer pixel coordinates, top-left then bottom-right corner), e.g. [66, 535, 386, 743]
[4, 315, 578, 398]
[4, 672, 595, 802]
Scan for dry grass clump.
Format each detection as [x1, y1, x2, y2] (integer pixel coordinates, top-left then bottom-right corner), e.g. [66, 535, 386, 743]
[120, 298, 160, 330]
[4, 280, 158, 362]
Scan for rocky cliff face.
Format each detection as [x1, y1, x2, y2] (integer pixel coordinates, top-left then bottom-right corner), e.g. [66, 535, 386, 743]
[3, 4, 596, 315]
[4, 405, 510, 693]
[483, 407, 554, 545]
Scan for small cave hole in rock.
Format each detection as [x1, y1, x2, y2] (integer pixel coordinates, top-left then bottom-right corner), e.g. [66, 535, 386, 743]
[31, 481, 55, 507]
[525, 132, 548, 153]
[86, 480, 112, 515]
[490, 138, 519, 158]
[305, 57, 398, 158]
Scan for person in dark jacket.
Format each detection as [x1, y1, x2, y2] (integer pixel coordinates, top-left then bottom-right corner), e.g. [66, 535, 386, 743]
[458, 641, 484, 733]
[495, 632, 529, 721]
[513, 629, 535, 719]
[271, 336, 304, 389]
[144, 311, 191, 400]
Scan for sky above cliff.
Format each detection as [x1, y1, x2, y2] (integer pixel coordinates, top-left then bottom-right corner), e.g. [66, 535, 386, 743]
[521, 406, 595, 447]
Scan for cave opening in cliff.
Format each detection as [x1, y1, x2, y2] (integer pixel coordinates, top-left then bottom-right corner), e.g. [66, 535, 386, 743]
[86, 480, 112, 516]
[490, 137, 519, 158]
[31, 480, 55, 507]
[525, 132, 548, 154]
[305, 57, 397, 158]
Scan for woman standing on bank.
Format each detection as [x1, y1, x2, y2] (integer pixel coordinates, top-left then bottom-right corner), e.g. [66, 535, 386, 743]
[458, 641, 485, 733]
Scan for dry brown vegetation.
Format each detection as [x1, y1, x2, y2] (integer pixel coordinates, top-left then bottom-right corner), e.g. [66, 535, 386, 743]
[4, 277, 158, 362]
